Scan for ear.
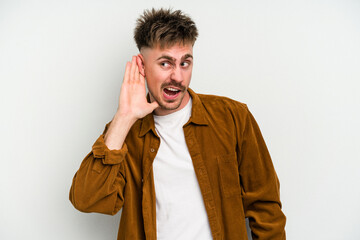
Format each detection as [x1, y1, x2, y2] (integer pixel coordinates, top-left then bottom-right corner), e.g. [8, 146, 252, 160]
[136, 54, 145, 77]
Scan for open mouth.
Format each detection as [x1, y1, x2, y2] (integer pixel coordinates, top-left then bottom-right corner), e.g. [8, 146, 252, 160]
[164, 87, 181, 96]
[163, 87, 182, 100]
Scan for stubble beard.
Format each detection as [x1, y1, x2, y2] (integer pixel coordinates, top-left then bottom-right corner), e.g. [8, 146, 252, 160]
[148, 79, 187, 111]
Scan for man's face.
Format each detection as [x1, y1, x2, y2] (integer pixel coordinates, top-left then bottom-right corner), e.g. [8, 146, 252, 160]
[140, 43, 193, 116]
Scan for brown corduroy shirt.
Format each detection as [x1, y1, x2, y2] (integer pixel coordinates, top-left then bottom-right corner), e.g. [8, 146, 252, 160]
[70, 89, 286, 240]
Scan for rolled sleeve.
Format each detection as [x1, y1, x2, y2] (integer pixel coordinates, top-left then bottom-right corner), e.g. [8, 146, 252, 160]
[69, 132, 127, 215]
[92, 134, 128, 165]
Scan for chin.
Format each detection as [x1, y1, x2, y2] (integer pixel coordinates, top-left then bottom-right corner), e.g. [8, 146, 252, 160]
[159, 100, 182, 110]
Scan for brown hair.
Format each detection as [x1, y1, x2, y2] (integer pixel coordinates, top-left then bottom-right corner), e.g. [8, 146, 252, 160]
[134, 8, 198, 50]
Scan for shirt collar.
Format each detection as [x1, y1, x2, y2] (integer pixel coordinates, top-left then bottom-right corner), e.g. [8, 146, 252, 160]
[139, 88, 208, 137]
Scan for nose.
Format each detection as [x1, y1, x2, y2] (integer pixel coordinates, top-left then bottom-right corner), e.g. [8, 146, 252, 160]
[170, 66, 183, 83]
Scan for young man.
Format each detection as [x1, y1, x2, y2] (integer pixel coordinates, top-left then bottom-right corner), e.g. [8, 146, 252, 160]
[70, 8, 286, 240]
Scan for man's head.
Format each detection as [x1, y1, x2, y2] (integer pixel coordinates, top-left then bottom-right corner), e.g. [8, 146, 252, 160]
[134, 8, 198, 51]
[134, 8, 198, 115]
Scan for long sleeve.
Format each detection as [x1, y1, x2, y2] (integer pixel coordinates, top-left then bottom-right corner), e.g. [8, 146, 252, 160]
[69, 133, 128, 215]
[238, 106, 286, 239]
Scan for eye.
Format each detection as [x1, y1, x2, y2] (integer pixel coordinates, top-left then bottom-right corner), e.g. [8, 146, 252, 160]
[160, 62, 171, 67]
[181, 61, 191, 68]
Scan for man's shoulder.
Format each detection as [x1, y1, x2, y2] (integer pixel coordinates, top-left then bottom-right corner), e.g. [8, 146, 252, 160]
[195, 92, 249, 113]
[191, 91, 251, 130]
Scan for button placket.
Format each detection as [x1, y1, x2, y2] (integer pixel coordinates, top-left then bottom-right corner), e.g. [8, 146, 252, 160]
[185, 128, 221, 239]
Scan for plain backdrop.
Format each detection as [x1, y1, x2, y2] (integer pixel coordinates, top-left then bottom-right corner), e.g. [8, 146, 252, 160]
[1, 0, 359, 239]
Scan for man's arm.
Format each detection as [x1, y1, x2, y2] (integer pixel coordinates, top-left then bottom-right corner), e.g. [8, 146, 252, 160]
[69, 56, 158, 214]
[237, 106, 286, 239]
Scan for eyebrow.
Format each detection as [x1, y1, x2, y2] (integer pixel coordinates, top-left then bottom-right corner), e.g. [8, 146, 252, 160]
[156, 54, 193, 62]
[183, 54, 193, 61]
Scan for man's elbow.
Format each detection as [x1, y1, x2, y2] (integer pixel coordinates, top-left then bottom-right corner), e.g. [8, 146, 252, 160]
[69, 186, 93, 213]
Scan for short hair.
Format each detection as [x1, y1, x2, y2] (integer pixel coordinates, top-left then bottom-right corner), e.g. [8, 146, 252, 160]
[134, 8, 198, 50]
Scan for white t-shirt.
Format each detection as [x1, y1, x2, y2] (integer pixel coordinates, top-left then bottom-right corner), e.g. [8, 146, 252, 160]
[153, 98, 213, 240]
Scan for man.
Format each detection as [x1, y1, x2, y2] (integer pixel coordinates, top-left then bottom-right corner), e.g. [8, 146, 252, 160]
[70, 8, 286, 240]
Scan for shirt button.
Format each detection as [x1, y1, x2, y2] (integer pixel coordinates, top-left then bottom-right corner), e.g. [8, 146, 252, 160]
[150, 148, 155, 153]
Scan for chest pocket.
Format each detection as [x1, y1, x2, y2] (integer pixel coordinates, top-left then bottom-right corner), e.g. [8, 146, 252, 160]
[218, 153, 241, 198]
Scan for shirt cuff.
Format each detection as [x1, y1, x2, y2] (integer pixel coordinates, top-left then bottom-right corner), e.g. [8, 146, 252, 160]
[92, 135, 128, 165]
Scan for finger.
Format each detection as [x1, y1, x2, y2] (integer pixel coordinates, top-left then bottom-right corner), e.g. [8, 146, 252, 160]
[150, 101, 159, 111]
[129, 56, 136, 82]
[123, 61, 131, 83]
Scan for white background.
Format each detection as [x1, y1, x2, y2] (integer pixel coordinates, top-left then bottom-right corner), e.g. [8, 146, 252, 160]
[1, 0, 359, 239]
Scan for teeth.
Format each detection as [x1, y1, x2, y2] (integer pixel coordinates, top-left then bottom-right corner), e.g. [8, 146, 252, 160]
[166, 87, 178, 92]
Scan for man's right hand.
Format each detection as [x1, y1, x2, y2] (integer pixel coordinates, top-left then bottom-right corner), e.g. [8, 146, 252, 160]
[104, 56, 159, 150]
[117, 55, 159, 121]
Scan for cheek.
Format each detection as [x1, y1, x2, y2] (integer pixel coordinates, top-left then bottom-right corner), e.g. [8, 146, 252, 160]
[151, 71, 169, 83]
[184, 70, 193, 82]
[146, 66, 160, 78]
[146, 72, 164, 91]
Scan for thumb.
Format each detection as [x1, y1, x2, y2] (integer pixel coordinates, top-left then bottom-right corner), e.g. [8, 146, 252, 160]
[150, 101, 159, 111]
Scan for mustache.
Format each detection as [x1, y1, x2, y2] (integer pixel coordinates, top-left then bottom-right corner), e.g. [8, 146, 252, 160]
[161, 80, 186, 92]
